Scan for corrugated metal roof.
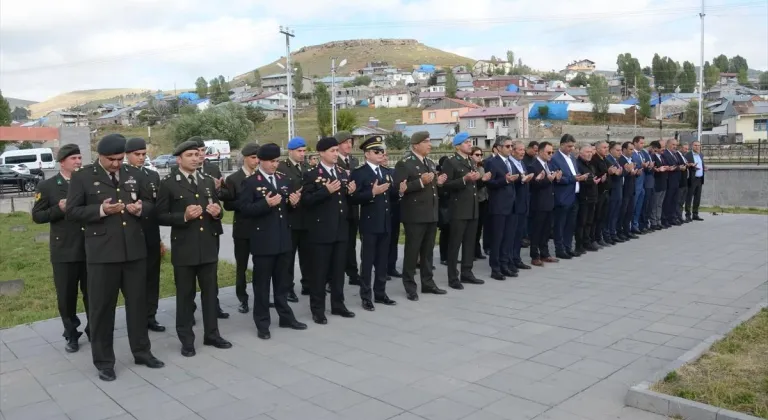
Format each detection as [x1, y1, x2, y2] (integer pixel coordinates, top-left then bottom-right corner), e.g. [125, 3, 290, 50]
[462, 107, 525, 118]
[567, 103, 634, 114]
[98, 107, 134, 120]
[401, 124, 455, 139]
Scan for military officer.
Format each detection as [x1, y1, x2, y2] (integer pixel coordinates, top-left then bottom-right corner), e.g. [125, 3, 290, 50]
[66, 134, 164, 382]
[155, 140, 233, 357]
[301, 137, 357, 324]
[334, 131, 362, 286]
[393, 131, 448, 301]
[123, 137, 165, 332]
[277, 137, 308, 301]
[349, 136, 398, 311]
[32, 144, 89, 353]
[382, 152, 402, 279]
[236, 143, 308, 339]
[222, 142, 260, 313]
[440, 132, 489, 289]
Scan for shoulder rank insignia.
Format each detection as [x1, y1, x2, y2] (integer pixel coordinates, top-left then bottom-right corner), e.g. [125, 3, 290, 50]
[34, 192, 41, 202]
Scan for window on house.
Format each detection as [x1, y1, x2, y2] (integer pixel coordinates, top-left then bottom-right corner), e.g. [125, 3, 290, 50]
[468, 119, 476, 129]
[429, 112, 436, 119]
[451, 111, 459, 117]
[502, 119, 509, 127]
[754, 119, 767, 132]
[398, 96, 403, 101]
[488, 121, 495, 129]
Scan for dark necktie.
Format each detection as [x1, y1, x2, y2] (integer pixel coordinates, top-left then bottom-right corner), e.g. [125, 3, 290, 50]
[376, 167, 383, 181]
[268, 175, 276, 189]
[422, 158, 429, 171]
[110, 172, 118, 187]
[344, 157, 350, 168]
[187, 174, 196, 189]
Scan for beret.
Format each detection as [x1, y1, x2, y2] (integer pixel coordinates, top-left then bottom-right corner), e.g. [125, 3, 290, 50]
[125, 137, 147, 153]
[97, 134, 127, 156]
[187, 136, 205, 148]
[57, 144, 81, 162]
[287, 137, 306, 150]
[173, 140, 200, 156]
[316, 137, 339, 152]
[410, 131, 430, 145]
[257, 143, 281, 161]
[360, 136, 384, 151]
[334, 131, 353, 143]
[241, 143, 260, 157]
[452, 132, 470, 146]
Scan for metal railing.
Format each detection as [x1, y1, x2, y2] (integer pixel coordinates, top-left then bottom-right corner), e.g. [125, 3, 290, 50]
[700, 143, 766, 165]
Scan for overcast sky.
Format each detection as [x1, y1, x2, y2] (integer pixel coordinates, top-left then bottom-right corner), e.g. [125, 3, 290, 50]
[0, 0, 765, 101]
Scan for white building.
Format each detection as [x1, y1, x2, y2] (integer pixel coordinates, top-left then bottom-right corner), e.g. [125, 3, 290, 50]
[373, 91, 412, 108]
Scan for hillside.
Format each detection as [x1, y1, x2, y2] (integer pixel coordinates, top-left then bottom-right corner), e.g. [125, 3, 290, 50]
[5, 97, 38, 109]
[28, 88, 155, 118]
[234, 39, 474, 83]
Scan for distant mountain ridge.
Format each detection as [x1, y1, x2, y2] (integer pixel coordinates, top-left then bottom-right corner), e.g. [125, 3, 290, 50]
[5, 97, 38, 109]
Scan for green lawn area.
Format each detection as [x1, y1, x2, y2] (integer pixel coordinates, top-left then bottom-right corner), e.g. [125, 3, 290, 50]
[0, 212, 242, 329]
[652, 308, 768, 419]
[700, 206, 768, 216]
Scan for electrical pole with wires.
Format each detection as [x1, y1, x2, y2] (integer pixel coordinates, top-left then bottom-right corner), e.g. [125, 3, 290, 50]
[279, 26, 295, 148]
[697, 0, 705, 142]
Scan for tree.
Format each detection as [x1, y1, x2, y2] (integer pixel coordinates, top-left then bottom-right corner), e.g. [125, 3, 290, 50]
[336, 109, 357, 132]
[245, 106, 266, 126]
[170, 102, 253, 148]
[445, 71, 458, 98]
[637, 75, 652, 119]
[684, 100, 712, 128]
[18, 141, 34, 149]
[195, 77, 208, 98]
[737, 68, 749, 85]
[218, 75, 229, 93]
[179, 105, 198, 116]
[678, 61, 697, 93]
[314, 83, 332, 137]
[728, 55, 748, 74]
[616, 53, 642, 89]
[506, 51, 515, 68]
[252, 70, 262, 88]
[652, 54, 679, 92]
[493, 67, 506, 75]
[759, 72, 768, 90]
[384, 132, 410, 150]
[642, 66, 652, 76]
[703, 62, 720, 90]
[587, 74, 610, 122]
[11, 107, 30, 121]
[0, 90, 11, 126]
[713, 54, 729, 74]
[293, 62, 304, 94]
[352, 75, 371, 86]
[569, 72, 589, 87]
[541, 71, 562, 81]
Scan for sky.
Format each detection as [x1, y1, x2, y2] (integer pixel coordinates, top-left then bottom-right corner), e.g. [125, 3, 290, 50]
[0, 0, 765, 102]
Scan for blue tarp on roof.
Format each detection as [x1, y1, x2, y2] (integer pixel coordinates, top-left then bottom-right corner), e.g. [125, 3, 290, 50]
[419, 65, 435, 73]
[178, 92, 199, 101]
[528, 102, 568, 120]
[506, 84, 519, 92]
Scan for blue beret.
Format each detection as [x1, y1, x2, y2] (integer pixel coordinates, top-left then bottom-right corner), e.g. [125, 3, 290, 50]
[287, 137, 306, 150]
[453, 132, 470, 146]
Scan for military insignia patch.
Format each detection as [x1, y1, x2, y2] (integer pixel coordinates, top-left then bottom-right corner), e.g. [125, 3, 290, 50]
[34, 192, 41, 202]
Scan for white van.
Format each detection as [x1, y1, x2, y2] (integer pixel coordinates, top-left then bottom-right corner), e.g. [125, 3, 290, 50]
[203, 140, 231, 163]
[0, 148, 56, 176]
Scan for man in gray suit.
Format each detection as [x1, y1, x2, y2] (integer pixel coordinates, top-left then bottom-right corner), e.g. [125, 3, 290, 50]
[685, 140, 706, 221]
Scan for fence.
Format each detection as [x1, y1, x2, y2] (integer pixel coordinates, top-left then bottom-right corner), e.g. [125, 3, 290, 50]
[700, 143, 766, 165]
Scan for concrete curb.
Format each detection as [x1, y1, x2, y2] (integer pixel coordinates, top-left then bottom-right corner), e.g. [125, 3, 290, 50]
[625, 302, 767, 420]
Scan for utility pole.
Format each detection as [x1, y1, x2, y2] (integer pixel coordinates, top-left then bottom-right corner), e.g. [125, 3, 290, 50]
[280, 26, 295, 148]
[697, 0, 705, 142]
[633, 74, 637, 135]
[331, 58, 337, 136]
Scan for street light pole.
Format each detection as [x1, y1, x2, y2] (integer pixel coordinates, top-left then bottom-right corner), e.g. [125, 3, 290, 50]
[279, 26, 295, 147]
[697, 0, 705, 142]
[331, 57, 337, 136]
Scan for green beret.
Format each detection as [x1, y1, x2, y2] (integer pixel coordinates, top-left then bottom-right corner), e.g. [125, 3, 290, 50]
[410, 131, 430, 145]
[257, 143, 281, 161]
[125, 137, 147, 153]
[173, 140, 199, 156]
[187, 136, 205, 148]
[57, 144, 81, 162]
[241, 143, 260, 157]
[334, 131, 353, 144]
[97, 134, 127, 156]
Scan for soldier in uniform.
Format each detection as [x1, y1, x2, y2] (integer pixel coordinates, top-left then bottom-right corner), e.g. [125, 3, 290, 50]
[123, 137, 165, 332]
[381, 152, 402, 279]
[334, 131, 361, 286]
[301, 137, 357, 324]
[393, 131, 448, 301]
[277, 137, 308, 301]
[66, 134, 164, 381]
[155, 140, 233, 357]
[32, 144, 89, 353]
[236, 143, 308, 339]
[349, 137, 397, 311]
[440, 132, 489, 289]
[222, 142, 260, 313]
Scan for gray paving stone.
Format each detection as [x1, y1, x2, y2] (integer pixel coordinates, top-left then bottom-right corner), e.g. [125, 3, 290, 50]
[628, 330, 677, 346]
[65, 400, 126, 420]
[565, 358, 622, 379]
[411, 397, 478, 420]
[336, 398, 403, 420]
[530, 350, 583, 369]
[309, 387, 370, 412]
[1, 400, 63, 420]
[377, 386, 440, 410]
[484, 395, 549, 419]
[610, 339, 659, 355]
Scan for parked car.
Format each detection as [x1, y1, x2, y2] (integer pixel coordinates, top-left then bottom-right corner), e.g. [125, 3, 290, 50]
[0, 165, 39, 192]
[0, 164, 31, 175]
[152, 154, 174, 168]
[143, 157, 158, 172]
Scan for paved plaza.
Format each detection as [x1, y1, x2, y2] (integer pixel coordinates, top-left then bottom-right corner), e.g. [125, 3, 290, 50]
[1, 214, 767, 420]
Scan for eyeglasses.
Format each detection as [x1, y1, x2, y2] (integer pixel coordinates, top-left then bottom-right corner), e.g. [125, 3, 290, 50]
[503, 145, 513, 148]
[544, 151, 553, 155]
[369, 150, 385, 155]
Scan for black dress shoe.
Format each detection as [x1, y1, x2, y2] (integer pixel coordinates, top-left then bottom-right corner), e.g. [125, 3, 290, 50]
[181, 346, 196, 357]
[287, 291, 299, 303]
[301, 288, 310, 296]
[331, 308, 356, 318]
[148, 320, 166, 332]
[474, 253, 487, 260]
[693, 215, 703, 221]
[98, 368, 116, 382]
[627, 233, 639, 239]
[257, 330, 271, 340]
[461, 276, 485, 284]
[203, 337, 232, 349]
[501, 268, 518, 277]
[449, 281, 464, 290]
[386, 275, 391, 280]
[349, 276, 361, 286]
[491, 272, 506, 281]
[612, 236, 625, 243]
[555, 252, 572, 259]
[374, 296, 397, 306]
[631, 229, 642, 235]
[217, 309, 230, 319]
[387, 270, 402, 278]
[362, 299, 375, 311]
[585, 244, 599, 252]
[135, 356, 165, 369]
[572, 249, 585, 257]
[406, 293, 419, 301]
[238, 302, 249, 314]
[313, 314, 328, 324]
[515, 262, 532, 270]
[279, 319, 308, 330]
[64, 337, 79, 353]
[422, 286, 447, 295]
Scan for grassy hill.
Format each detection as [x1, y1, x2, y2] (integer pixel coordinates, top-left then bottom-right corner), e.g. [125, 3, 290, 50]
[28, 88, 154, 118]
[234, 39, 474, 83]
[5, 97, 38, 109]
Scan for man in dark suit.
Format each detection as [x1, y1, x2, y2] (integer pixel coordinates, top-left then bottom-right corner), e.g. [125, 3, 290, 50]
[630, 136, 648, 234]
[685, 140, 706, 221]
[440, 132, 488, 289]
[528, 142, 559, 266]
[575, 145, 600, 253]
[393, 131, 448, 301]
[509, 141, 534, 270]
[484, 137, 519, 279]
[277, 137, 309, 300]
[481, 143, 500, 255]
[677, 142, 696, 223]
[66, 134, 164, 381]
[662, 139, 683, 226]
[349, 137, 398, 311]
[235, 143, 307, 339]
[123, 137, 165, 333]
[156, 141, 233, 357]
[590, 141, 611, 247]
[604, 142, 625, 243]
[222, 143, 260, 313]
[382, 152, 402, 279]
[618, 142, 639, 240]
[334, 131, 362, 286]
[640, 143, 656, 232]
[32, 144, 89, 353]
[649, 141, 668, 229]
[301, 137, 357, 324]
[521, 141, 539, 247]
[549, 134, 586, 259]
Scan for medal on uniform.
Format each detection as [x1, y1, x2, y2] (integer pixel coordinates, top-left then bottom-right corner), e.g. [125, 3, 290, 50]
[131, 191, 137, 201]
[176, 174, 181, 181]
[206, 187, 213, 205]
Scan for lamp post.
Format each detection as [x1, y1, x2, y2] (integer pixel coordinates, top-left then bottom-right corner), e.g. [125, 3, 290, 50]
[278, 26, 295, 148]
[606, 125, 611, 142]
[331, 58, 347, 136]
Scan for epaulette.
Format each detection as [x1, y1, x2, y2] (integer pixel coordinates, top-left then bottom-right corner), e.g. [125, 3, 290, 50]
[276, 170, 286, 176]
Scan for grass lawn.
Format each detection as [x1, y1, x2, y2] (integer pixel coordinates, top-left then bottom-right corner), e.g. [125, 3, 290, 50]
[700, 206, 768, 216]
[0, 212, 242, 329]
[652, 308, 768, 419]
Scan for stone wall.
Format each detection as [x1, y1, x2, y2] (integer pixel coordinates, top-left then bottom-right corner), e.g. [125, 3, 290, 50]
[700, 165, 768, 209]
[559, 124, 679, 141]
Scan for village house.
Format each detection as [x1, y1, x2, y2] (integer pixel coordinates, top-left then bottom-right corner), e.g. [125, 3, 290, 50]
[472, 60, 514, 76]
[548, 92, 578, 103]
[473, 75, 530, 90]
[373, 90, 411, 108]
[460, 90, 521, 108]
[261, 73, 314, 94]
[707, 95, 760, 125]
[422, 97, 481, 124]
[245, 103, 288, 120]
[721, 102, 768, 143]
[94, 107, 136, 127]
[42, 110, 89, 128]
[401, 123, 457, 146]
[458, 106, 528, 148]
[242, 92, 295, 109]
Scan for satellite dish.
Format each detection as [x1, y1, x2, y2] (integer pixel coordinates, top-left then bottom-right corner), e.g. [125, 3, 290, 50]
[276, 62, 286, 69]
[339, 59, 348, 68]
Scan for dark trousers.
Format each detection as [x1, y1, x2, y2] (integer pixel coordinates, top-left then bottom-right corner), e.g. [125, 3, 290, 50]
[360, 232, 390, 300]
[447, 218, 478, 282]
[346, 219, 359, 280]
[530, 211, 552, 260]
[483, 212, 492, 252]
[438, 223, 450, 263]
[233, 238, 250, 304]
[553, 202, 578, 253]
[402, 222, 438, 294]
[252, 253, 296, 332]
[145, 241, 161, 322]
[475, 200, 488, 255]
[619, 191, 634, 235]
[310, 241, 347, 316]
[575, 201, 595, 250]
[686, 177, 703, 217]
[52, 261, 89, 339]
[87, 260, 150, 370]
[606, 195, 622, 237]
[677, 186, 688, 221]
[663, 186, 679, 223]
[592, 192, 608, 242]
[489, 213, 516, 272]
[511, 212, 526, 264]
[632, 182, 645, 230]
[388, 216, 400, 273]
[289, 229, 310, 291]
[175, 263, 220, 347]
[641, 187, 654, 229]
